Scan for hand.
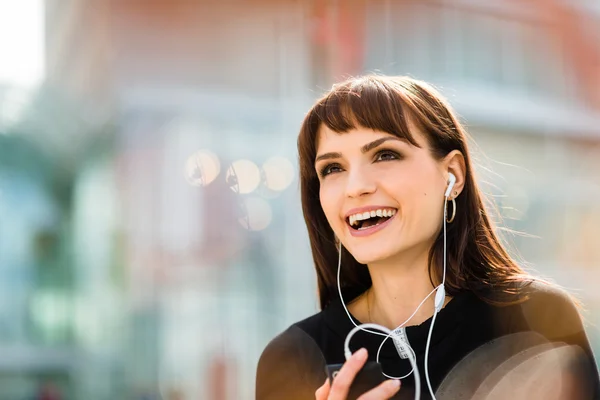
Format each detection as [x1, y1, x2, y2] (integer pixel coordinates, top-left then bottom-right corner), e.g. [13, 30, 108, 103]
[315, 348, 401, 400]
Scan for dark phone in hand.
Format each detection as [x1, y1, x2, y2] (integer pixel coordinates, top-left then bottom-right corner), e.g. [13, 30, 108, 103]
[326, 361, 386, 399]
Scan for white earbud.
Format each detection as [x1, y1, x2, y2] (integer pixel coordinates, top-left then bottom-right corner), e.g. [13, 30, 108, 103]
[444, 172, 456, 198]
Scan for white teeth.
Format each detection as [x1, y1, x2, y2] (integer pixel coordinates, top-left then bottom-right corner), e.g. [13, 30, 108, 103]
[347, 208, 397, 227]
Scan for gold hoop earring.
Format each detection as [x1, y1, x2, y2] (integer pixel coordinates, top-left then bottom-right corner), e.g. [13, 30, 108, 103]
[446, 198, 456, 223]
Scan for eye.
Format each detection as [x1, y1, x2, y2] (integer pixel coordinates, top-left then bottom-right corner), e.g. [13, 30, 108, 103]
[319, 163, 343, 178]
[375, 149, 401, 162]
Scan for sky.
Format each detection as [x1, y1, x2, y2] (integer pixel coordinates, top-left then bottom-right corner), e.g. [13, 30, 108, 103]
[0, 0, 44, 87]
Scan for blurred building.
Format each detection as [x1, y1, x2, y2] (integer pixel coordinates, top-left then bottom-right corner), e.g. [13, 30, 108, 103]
[0, 0, 598, 398]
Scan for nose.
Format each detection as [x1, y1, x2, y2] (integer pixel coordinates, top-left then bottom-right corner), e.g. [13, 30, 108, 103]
[345, 168, 377, 198]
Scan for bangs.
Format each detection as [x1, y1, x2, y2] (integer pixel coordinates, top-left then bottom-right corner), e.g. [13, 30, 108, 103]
[311, 77, 420, 147]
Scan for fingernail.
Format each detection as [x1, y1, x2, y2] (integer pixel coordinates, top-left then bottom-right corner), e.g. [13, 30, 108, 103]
[387, 379, 401, 390]
[356, 348, 367, 361]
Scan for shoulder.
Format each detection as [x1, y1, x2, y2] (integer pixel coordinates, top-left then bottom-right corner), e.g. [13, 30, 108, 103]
[515, 278, 585, 341]
[257, 309, 333, 368]
[256, 314, 328, 400]
[492, 279, 600, 398]
[444, 280, 599, 398]
[259, 313, 326, 362]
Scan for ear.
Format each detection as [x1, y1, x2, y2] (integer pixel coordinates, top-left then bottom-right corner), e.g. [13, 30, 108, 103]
[443, 150, 466, 199]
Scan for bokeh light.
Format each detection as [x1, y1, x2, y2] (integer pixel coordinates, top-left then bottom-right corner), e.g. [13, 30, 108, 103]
[184, 150, 221, 187]
[238, 197, 272, 231]
[227, 159, 260, 194]
[262, 156, 295, 192]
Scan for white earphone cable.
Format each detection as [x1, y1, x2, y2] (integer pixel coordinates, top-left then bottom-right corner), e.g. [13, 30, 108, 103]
[338, 174, 455, 400]
[344, 323, 421, 400]
[375, 288, 437, 379]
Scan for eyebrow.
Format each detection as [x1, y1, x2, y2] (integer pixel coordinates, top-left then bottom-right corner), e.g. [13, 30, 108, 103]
[314, 136, 404, 163]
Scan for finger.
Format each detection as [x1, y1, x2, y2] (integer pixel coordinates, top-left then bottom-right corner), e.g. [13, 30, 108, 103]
[314, 378, 330, 400]
[357, 379, 401, 400]
[328, 348, 369, 400]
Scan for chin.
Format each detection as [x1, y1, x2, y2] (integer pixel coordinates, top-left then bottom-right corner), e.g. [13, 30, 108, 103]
[346, 245, 398, 265]
[345, 235, 427, 266]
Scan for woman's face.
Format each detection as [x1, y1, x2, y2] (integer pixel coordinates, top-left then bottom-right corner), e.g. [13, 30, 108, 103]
[315, 122, 449, 265]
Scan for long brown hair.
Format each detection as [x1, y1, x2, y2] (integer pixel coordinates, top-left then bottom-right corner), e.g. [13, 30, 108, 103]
[297, 75, 533, 310]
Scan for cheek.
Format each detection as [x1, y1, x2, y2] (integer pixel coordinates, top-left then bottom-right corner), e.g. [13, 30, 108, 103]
[394, 172, 444, 223]
[416, 190, 445, 233]
[384, 169, 434, 202]
[319, 183, 342, 227]
[403, 164, 443, 198]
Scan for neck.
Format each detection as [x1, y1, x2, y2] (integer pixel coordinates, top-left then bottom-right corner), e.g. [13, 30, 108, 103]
[366, 247, 445, 330]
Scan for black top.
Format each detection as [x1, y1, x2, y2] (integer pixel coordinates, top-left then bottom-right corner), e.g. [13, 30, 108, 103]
[256, 281, 599, 399]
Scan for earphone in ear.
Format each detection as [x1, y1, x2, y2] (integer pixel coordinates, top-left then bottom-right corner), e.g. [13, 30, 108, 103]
[444, 172, 456, 198]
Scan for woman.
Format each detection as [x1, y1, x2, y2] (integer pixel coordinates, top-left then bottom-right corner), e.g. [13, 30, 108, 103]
[256, 75, 599, 399]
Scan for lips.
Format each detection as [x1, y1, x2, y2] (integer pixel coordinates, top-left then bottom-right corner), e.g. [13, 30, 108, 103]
[343, 206, 398, 237]
[347, 213, 396, 237]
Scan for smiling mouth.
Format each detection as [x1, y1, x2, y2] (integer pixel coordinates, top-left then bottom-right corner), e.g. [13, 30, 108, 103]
[347, 208, 397, 231]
